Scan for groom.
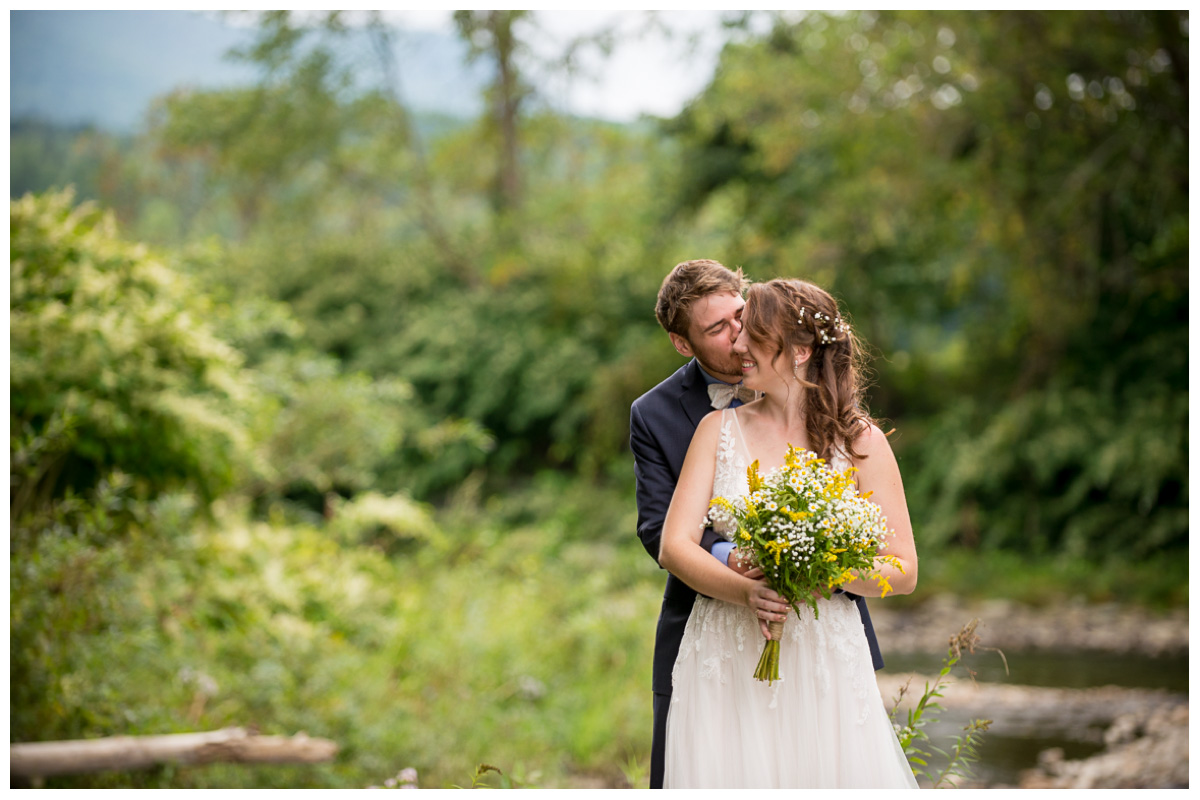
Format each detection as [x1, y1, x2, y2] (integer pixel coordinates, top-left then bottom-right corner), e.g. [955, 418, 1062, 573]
[630, 259, 884, 789]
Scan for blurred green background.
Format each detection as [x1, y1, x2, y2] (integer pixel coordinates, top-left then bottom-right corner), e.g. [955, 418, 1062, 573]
[10, 10, 1187, 789]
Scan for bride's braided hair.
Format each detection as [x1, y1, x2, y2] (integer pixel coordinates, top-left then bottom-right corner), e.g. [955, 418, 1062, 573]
[742, 279, 876, 460]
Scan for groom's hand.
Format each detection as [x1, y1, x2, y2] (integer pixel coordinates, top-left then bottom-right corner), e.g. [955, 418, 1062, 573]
[726, 547, 758, 576]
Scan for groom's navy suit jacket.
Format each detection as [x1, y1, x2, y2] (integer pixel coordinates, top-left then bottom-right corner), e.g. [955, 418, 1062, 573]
[630, 359, 884, 696]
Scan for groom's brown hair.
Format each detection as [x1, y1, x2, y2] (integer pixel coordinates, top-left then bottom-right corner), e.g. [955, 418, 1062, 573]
[655, 259, 747, 340]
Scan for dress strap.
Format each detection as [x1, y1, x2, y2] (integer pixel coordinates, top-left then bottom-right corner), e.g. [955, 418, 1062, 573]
[727, 407, 755, 467]
[716, 408, 736, 462]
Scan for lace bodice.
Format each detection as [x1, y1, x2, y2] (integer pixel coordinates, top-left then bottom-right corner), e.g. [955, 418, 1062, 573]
[710, 408, 850, 541]
[710, 411, 749, 539]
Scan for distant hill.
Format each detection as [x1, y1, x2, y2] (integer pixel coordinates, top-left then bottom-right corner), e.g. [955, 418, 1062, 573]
[10, 10, 487, 133]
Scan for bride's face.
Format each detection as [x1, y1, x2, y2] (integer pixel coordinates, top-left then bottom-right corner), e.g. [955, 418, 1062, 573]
[733, 324, 793, 392]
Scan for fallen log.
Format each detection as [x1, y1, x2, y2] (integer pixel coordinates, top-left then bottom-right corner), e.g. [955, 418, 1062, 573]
[10, 727, 337, 780]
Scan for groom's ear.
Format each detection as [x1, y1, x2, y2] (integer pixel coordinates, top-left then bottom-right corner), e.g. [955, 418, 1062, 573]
[669, 332, 695, 358]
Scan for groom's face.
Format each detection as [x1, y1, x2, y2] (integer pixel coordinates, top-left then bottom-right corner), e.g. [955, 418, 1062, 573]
[670, 291, 746, 383]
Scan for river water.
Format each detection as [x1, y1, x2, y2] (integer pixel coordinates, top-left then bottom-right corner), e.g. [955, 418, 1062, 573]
[883, 647, 1188, 693]
[879, 648, 1189, 787]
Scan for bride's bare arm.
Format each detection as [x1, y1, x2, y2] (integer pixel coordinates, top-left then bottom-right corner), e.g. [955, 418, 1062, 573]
[659, 413, 791, 626]
[842, 424, 919, 597]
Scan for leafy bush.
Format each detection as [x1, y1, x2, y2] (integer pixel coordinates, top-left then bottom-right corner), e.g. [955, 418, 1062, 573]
[327, 490, 441, 554]
[10, 189, 257, 516]
[904, 217, 1187, 559]
[907, 381, 1187, 558]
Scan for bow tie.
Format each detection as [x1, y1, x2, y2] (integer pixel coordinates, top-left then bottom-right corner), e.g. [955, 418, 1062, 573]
[708, 383, 758, 409]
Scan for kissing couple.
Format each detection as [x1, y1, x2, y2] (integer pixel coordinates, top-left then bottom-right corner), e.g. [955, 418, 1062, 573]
[630, 259, 918, 788]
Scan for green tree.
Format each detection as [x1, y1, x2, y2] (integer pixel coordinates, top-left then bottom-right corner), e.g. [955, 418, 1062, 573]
[152, 11, 380, 236]
[453, 11, 532, 217]
[139, 12, 702, 487]
[666, 11, 1187, 557]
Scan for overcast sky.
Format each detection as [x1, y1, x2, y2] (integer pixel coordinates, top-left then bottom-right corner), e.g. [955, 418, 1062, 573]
[10, 6, 755, 124]
[371, 9, 734, 122]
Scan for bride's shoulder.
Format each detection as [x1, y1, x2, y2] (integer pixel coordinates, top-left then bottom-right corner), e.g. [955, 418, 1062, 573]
[848, 421, 894, 459]
[694, 408, 729, 436]
[694, 407, 740, 445]
[682, 410, 728, 466]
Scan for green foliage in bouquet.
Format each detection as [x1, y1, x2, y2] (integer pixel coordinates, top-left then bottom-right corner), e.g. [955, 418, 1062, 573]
[705, 446, 903, 682]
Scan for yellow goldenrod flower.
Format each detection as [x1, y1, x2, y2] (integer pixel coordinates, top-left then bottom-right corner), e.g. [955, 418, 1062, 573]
[747, 460, 765, 493]
[831, 567, 857, 587]
[709, 496, 736, 515]
[764, 538, 791, 565]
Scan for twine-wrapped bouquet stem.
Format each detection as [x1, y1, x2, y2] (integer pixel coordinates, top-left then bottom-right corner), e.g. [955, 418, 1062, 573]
[754, 619, 787, 682]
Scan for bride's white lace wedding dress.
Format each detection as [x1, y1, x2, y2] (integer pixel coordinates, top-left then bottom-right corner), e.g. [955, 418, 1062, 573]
[663, 408, 919, 789]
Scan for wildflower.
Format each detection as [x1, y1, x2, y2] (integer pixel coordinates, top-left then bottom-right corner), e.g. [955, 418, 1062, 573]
[764, 538, 791, 565]
[784, 508, 810, 523]
[709, 497, 737, 516]
[747, 460, 765, 493]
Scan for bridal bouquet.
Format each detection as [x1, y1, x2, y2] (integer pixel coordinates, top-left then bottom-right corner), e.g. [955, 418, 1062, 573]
[705, 445, 902, 684]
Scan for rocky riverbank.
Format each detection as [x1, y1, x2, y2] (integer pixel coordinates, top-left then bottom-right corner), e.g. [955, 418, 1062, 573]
[1020, 702, 1188, 789]
[877, 675, 1189, 789]
[874, 597, 1189, 789]
[870, 594, 1187, 656]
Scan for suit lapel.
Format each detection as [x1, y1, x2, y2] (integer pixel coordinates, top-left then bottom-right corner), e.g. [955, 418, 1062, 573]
[678, 359, 714, 429]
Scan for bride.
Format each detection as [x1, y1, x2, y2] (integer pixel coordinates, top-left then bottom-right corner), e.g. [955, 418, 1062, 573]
[658, 278, 919, 788]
